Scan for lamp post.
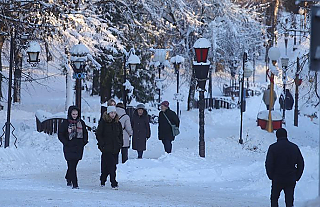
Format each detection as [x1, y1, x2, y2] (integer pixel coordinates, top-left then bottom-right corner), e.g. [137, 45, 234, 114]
[193, 38, 211, 158]
[267, 47, 281, 133]
[170, 55, 185, 118]
[124, 48, 140, 108]
[151, 49, 170, 107]
[281, 57, 289, 124]
[70, 43, 89, 117]
[239, 52, 253, 144]
[4, 31, 40, 148]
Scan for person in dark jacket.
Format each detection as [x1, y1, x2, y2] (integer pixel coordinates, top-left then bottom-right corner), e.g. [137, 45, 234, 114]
[96, 106, 123, 189]
[131, 104, 151, 159]
[279, 89, 294, 110]
[158, 101, 180, 153]
[265, 128, 304, 207]
[58, 106, 88, 189]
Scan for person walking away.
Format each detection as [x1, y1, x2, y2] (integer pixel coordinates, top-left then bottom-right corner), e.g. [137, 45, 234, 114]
[265, 128, 304, 207]
[263, 85, 277, 110]
[96, 106, 123, 189]
[58, 106, 88, 189]
[131, 104, 151, 159]
[116, 102, 133, 163]
[158, 101, 179, 153]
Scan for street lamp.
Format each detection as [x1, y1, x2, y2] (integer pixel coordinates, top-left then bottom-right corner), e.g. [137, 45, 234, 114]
[193, 38, 211, 158]
[281, 57, 289, 124]
[3, 31, 40, 148]
[26, 41, 41, 67]
[266, 46, 281, 132]
[239, 52, 253, 144]
[170, 55, 185, 118]
[124, 48, 140, 108]
[151, 48, 170, 106]
[70, 43, 89, 117]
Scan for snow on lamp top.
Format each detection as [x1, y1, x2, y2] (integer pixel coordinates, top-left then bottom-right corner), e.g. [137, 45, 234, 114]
[127, 54, 140, 65]
[268, 47, 281, 61]
[170, 55, 185, 64]
[193, 38, 211, 49]
[152, 49, 168, 63]
[70, 43, 90, 62]
[26, 41, 41, 53]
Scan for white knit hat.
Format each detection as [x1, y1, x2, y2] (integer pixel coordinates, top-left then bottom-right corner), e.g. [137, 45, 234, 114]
[107, 106, 117, 114]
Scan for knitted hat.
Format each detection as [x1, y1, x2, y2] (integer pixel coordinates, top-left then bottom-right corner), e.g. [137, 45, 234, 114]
[107, 106, 117, 114]
[136, 104, 145, 110]
[276, 128, 287, 138]
[161, 101, 169, 108]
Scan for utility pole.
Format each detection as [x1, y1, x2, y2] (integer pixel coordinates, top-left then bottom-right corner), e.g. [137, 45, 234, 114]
[294, 57, 300, 127]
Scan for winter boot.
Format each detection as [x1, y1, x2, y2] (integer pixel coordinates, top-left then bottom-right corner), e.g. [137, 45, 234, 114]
[66, 179, 72, 187]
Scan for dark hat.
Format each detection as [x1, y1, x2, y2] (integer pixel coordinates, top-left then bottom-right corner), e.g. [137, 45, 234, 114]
[161, 101, 169, 108]
[276, 128, 287, 138]
[136, 104, 145, 110]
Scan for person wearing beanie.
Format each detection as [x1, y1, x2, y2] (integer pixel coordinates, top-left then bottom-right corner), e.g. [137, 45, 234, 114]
[158, 101, 180, 153]
[131, 103, 151, 159]
[265, 128, 304, 207]
[95, 106, 123, 189]
[116, 103, 133, 163]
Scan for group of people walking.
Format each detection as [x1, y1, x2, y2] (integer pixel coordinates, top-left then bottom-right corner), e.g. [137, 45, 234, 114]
[58, 100, 179, 190]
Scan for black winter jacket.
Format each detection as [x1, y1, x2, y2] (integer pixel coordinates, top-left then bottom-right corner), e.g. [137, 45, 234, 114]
[158, 108, 180, 141]
[58, 106, 88, 161]
[96, 113, 123, 155]
[131, 109, 151, 151]
[265, 137, 304, 183]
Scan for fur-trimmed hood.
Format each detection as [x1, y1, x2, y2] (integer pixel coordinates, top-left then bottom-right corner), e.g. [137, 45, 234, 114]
[102, 111, 119, 123]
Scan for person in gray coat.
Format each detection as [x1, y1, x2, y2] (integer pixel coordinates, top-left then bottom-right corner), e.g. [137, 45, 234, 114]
[131, 104, 151, 159]
[263, 85, 277, 110]
[116, 103, 133, 163]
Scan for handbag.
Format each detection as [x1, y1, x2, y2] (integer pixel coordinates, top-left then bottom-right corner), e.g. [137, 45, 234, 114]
[163, 112, 180, 136]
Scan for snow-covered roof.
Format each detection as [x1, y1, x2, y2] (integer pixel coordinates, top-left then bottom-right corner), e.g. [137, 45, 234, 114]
[193, 38, 211, 49]
[26, 41, 41, 53]
[170, 55, 185, 64]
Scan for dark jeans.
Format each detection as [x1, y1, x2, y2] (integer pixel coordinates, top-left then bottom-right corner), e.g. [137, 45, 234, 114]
[271, 181, 296, 207]
[121, 147, 129, 163]
[65, 160, 79, 188]
[162, 140, 172, 153]
[266, 105, 274, 110]
[100, 152, 119, 187]
[137, 150, 143, 158]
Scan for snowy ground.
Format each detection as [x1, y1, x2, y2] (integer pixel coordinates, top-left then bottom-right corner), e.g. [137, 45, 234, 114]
[0, 44, 319, 206]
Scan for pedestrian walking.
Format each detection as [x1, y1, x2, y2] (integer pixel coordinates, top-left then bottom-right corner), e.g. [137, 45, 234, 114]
[101, 98, 117, 118]
[58, 106, 88, 189]
[158, 101, 179, 153]
[96, 106, 123, 189]
[279, 89, 294, 110]
[131, 104, 151, 159]
[263, 85, 277, 110]
[265, 128, 304, 207]
[116, 102, 133, 163]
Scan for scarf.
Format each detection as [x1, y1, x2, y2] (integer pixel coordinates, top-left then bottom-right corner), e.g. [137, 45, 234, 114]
[68, 119, 83, 140]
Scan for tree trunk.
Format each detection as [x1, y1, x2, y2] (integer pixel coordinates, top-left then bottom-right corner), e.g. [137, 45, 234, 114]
[99, 66, 112, 104]
[91, 69, 99, 96]
[0, 35, 4, 103]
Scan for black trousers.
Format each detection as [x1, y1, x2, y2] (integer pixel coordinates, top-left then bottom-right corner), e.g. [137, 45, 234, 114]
[271, 181, 296, 207]
[162, 140, 172, 153]
[121, 147, 129, 163]
[137, 150, 143, 158]
[65, 160, 79, 187]
[100, 152, 118, 187]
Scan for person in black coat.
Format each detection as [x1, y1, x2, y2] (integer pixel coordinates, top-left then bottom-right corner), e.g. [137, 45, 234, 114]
[58, 106, 88, 189]
[158, 101, 180, 153]
[131, 104, 151, 159]
[265, 128, 304, 207]
[279, 89, 294, 110]
[95, 106, 123, 189]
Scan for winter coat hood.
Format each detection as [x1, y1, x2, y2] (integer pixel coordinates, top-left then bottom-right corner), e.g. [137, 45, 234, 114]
[102, 111, 119, 123]
[116, 107, 126, 118]
[134, 108, 148, 117]
[67, 105, 80, 120]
